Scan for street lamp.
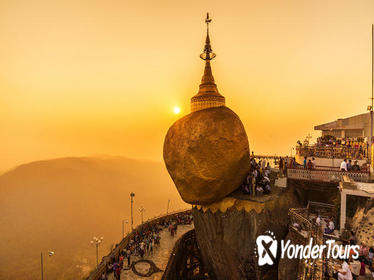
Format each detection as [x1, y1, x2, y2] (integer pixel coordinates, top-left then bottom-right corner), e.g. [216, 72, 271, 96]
[369, 24, 374, 172]
[130, 192, 135, 230]
[90, 236, 103, 267]
[122, 219, 129, 238]
[41, 250, 55, 280]
[290, 147, 295, 157]
[166, 199, 170, 215]
[139, 207, 145, 224]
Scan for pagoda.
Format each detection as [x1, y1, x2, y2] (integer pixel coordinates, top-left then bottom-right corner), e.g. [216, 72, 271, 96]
[190, 13, 225, 113]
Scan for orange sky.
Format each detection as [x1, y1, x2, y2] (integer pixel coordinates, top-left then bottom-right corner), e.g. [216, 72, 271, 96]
[1, 0, 374, 171]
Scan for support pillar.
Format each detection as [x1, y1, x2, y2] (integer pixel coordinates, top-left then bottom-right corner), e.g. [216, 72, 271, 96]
[340, 191, 347, 235]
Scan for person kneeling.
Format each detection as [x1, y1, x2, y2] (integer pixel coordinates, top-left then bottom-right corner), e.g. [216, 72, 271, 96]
[256, 186, 263, 196]
[335, 259, 352, 280]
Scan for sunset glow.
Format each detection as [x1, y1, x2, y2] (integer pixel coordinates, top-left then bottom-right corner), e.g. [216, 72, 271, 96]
[173, 106, 181, 115]
[1, 0, 374, 171]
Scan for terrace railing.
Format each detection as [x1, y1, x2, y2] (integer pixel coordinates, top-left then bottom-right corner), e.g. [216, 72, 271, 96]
[287, 167, 369, 183]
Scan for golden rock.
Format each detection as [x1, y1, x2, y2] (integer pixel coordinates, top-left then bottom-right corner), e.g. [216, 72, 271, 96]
[163, 106, 250, 205]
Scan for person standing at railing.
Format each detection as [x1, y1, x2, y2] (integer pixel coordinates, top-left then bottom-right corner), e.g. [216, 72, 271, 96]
[251, 172, 256, 196]
[352, 161, 361, 172]
[303, 156, 307, 169]
[340, 159, 348, 172]
[324, 218, 335, 234]
[119, 254, 124, 271]
[139, 241, 145, 258]
[307, 159, 313, 170]
[149, 238, 153, 254]
[126, 248, 131, 267]
[279, 157, 284, 176]
[113, 261, 120, 280]
[311, 157, 316, 169]
[283, 160, 288, 176]
[264, 163, 271, 177]
[316, 214, 321, 227]
[347, 159, 352, 172]
[261, 159, 266, 170]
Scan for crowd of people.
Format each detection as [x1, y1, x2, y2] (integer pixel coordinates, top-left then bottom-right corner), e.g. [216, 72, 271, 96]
[302, 156, 317, 170]
[339, 159, 364, 172]
[298, 136, 369, 160]
[299, 156, 367, 172]
[326, 239, 374, 279]
[355, 246, 374, 279]
[102, 212, 193, 280]
[311, 214, 374, 279]
[278, 156, 297, 175]
[241, 157, 272, 196]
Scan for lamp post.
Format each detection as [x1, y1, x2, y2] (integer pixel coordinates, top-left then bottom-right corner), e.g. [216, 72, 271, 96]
[290, 147, 295, 157]
[166, 199, 170, 215]
[139, 207, 145, 224]
[370, 24, 374, 172]
[122, 219, 128, 238]
[40, 250, 54, 280]
[130, 192, 135, 231]
[90, 236, 103, 267]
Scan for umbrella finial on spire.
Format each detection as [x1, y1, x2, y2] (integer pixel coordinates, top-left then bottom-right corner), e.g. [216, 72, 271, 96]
[200, 13, 216, 61]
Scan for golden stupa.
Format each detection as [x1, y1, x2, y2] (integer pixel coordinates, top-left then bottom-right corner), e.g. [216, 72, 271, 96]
[164, 14, 250, 205]
[190, 13, 225, 112]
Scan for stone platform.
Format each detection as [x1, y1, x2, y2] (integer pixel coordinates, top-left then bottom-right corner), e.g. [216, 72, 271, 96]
[107, 224, 193, 280]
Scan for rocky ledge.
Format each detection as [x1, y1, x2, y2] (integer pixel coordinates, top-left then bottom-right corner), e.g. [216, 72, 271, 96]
[192, 186, 299, 280]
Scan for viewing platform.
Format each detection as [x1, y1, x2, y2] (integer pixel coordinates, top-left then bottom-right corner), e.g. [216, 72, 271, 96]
[287, 202, 338, 280]
[287, 166, 370, 183]
[86, 209, 192, 280]
[107, 224, 193, 280]
[296, 145, 368, 161]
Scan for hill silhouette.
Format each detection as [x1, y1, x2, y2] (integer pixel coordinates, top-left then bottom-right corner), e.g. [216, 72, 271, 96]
[0, 156, 187, 280]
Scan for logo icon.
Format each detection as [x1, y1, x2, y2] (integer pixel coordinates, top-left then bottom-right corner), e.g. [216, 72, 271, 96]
[255, 231, 277, 266]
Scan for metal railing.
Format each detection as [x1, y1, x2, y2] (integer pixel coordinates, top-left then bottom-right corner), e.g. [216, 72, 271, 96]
[289, 208, 313, 239]
[288, 208, 324, 280]
[287, 168, 369, 182]
[161, 229, 198, 280]
[86, 208, 192, 280]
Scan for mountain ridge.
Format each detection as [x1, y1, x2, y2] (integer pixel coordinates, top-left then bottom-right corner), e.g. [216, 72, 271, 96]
[0, 155, 185, 280]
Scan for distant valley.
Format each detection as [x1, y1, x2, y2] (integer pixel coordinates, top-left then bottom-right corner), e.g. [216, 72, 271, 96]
[0, 156, 187, 280]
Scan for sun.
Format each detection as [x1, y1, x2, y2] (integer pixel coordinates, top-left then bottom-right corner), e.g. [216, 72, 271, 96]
[173, 106, 181, 115]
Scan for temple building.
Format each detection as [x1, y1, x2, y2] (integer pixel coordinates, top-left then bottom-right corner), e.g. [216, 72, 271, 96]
[314, 112, 371, 139]
[191, 14, 225, 113]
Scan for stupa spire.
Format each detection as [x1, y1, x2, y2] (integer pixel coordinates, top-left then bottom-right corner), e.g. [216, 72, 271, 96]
[191, 13, 225, 112]
[200, 13, 216, 61]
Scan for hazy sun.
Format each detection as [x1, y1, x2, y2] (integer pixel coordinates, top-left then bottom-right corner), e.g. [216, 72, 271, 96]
[173, 106, 181, 115]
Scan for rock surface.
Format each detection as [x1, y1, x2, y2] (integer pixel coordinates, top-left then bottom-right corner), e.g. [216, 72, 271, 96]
[163, 106, 250, 205]
[192, 187, 299, 280]
[352, 203, 374, 247]
[278, 232, 299, 280]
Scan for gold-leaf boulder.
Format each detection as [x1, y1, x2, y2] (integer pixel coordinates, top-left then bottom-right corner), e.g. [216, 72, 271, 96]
[163, 106, 250, 205]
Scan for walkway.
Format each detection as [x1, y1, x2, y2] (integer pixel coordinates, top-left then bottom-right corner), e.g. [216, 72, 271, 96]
[108, 224, 194, 280]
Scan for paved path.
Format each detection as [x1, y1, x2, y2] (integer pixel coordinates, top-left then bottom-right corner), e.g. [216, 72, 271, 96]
[108, 224, 193, 280]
